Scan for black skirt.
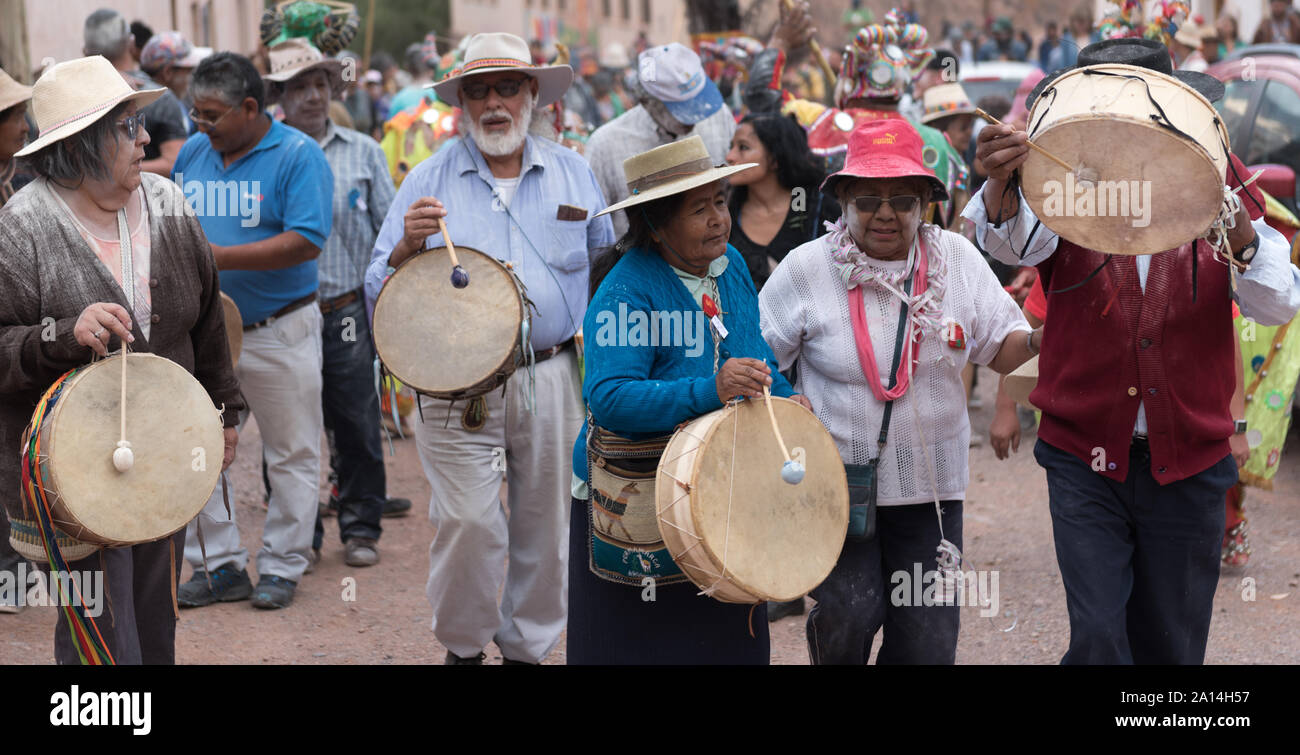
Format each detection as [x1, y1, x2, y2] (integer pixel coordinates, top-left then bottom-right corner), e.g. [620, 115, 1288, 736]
[566, 498, 770, 665]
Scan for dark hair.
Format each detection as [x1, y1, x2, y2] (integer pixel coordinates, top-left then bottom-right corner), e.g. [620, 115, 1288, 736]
[734, 113, 825, 192]
[975, 94, 1012, 121]
[0, 102, 23, 124]
[589, 192, 690, 298]
[928, 48, 959, 77]
[191, 52, 265, 112]
[130, 20, 154, 53]
[370, 51, 395, 73]
[27, 102, 129, 186]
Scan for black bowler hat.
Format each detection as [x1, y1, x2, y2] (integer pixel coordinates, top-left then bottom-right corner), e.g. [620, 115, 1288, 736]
[1025, 37, 1224, 111]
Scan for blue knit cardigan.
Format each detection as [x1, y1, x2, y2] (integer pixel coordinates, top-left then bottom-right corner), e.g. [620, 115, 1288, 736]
[571, 244, 794, 485]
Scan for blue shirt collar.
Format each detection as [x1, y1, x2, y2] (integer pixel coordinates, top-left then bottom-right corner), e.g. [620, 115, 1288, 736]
[454, 133, 545, 181]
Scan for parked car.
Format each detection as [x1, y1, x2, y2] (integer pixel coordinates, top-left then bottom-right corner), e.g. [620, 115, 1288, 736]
[1207, 51, 1300, 220]
[959, 61, 1041, 109]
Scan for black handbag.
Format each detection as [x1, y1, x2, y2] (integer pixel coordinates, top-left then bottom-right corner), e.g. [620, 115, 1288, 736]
[844, 274, 913, 543]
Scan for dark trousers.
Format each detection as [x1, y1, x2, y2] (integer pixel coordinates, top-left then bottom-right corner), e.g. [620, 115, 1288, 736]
[807, 501, 963, 665]
[316, 297, 385, 544]
[53, 529, 185, 665]
[1034, 439, 1233, 665]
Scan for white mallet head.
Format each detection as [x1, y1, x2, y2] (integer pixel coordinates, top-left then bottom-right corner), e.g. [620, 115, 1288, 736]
[781, 459, 805, 485]
[113, 441, 134, 472]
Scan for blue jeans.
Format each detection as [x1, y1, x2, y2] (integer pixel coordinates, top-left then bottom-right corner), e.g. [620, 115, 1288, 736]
[1034, 438, 1233, 664]
[317, 297, 385, 543]
[807, 501, 963, 664]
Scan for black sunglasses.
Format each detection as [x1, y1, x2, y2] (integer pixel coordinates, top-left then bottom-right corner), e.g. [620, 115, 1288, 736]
[460, 77, 529, 101]
[850, 195, 921, 214]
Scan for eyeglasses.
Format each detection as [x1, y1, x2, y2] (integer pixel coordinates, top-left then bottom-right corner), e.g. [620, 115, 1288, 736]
[188, 103, 236, 130]
[850, 195, 922, 214]
[116, 112, 147, 141]
[460, 77, 529, 101]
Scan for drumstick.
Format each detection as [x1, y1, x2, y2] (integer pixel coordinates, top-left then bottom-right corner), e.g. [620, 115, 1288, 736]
[113, 348, 134, 472]
[763, 385, 804, 485]
[780, 0, 836, 89]
[437, 216, 470, 289]
[974, 108, 1077, 175]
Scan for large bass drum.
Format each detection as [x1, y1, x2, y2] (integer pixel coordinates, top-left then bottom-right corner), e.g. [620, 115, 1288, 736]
[1021, 63, 1230, 255]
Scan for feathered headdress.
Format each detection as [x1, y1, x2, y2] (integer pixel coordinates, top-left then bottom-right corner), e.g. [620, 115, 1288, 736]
[837, 7, 932, 106]
[1096, 0, 1189, 47]
[260, 0, 360, 57]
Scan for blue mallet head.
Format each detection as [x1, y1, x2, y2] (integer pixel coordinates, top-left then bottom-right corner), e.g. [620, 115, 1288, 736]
[451, 265, 469, 288]
[781, 459, 805, 485]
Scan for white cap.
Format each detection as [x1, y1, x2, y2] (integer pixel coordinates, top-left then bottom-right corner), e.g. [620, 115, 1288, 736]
[636, 42, 722, 124]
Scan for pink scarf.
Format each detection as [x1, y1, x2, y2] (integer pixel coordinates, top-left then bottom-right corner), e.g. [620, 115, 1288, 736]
[845, 234, 930, 402]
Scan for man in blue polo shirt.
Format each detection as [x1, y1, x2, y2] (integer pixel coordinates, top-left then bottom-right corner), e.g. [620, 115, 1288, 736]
[173, 52, 333, 610]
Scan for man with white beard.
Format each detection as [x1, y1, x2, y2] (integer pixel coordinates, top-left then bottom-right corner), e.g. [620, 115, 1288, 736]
[367, 33, 614, 665]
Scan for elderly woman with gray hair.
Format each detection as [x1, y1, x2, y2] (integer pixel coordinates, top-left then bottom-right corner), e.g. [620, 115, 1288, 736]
[0, 56, 243, 664]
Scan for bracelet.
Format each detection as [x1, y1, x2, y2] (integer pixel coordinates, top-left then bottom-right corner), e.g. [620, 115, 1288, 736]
[1026, 328, 1039, 356]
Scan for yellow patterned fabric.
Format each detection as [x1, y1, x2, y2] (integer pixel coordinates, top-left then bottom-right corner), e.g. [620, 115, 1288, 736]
[1238, 315, 1300, 488]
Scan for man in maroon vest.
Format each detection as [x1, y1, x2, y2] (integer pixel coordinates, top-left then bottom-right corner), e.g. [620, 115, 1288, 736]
[963, 38, 1300, 664]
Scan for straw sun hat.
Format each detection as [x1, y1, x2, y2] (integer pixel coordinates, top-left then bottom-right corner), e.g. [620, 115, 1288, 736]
[15, 56, 165, 158]
[0, 69, 33, 113]
[595, 135, 756, 218]
[263, 37, 345, 103]
[431, 32, 573, 108]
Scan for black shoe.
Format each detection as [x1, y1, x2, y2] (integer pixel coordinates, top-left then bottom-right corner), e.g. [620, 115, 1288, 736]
[177, 564, 253, 608]
[250, 575, 297, 609]
[323, 496, 410, 518]
[501, 657, 538, 665]
[444, 650, 485, 665]
[383, 497, 412, 517]
[767, 598, 806, 622]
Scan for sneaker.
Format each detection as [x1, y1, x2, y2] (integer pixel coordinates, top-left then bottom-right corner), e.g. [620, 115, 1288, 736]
[444, 650, 485, 665]
[383, 497, 412, 518]
[250, 575, 297, 609]
[305, 548, 322, 574]
[177, 564, 252, 608]
[344, 537, 379, 567]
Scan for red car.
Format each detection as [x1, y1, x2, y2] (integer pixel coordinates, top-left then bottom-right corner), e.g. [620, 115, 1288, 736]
[1207, 51, 1300, 240]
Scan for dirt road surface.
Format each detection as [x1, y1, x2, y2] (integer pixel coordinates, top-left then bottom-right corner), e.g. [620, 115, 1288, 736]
[3, 373, 1297, 664]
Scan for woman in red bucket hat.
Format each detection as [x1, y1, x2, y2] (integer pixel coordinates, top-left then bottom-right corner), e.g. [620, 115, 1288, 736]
[759, 119, 1039, 664]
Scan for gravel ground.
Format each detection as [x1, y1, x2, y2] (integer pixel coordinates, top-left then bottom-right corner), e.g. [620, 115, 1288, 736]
[3, 371, 1297, 665]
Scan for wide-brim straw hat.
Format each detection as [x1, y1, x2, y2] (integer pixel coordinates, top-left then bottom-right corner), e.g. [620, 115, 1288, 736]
[15, 56, 165, 158]
[1174, 20, 1204, 49]
[431, 32, 572, 108]
[596, 135, 756, 218]
[0, 69, 33, 113]
[919, 82, 976, 124]
[263, 37, 345, 102]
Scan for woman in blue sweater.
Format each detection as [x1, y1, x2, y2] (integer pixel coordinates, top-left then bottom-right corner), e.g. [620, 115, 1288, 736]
[567, 136, 809, 664]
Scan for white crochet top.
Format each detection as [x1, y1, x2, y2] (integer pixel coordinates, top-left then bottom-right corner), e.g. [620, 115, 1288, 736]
[760, 227, 1030, 506]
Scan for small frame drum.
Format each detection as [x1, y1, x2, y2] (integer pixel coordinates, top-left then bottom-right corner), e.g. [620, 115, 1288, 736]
[656, 397, 848, 603]
[1021, 63, 1231, 255]
[9, 354, 225, 559]
[1004, 354, 1039, 410]
[220, 292, 242, 368]
[372, 246, 529, 401]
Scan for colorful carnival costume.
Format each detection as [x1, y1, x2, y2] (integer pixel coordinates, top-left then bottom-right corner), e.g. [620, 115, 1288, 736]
[744, 9, 969, 229]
